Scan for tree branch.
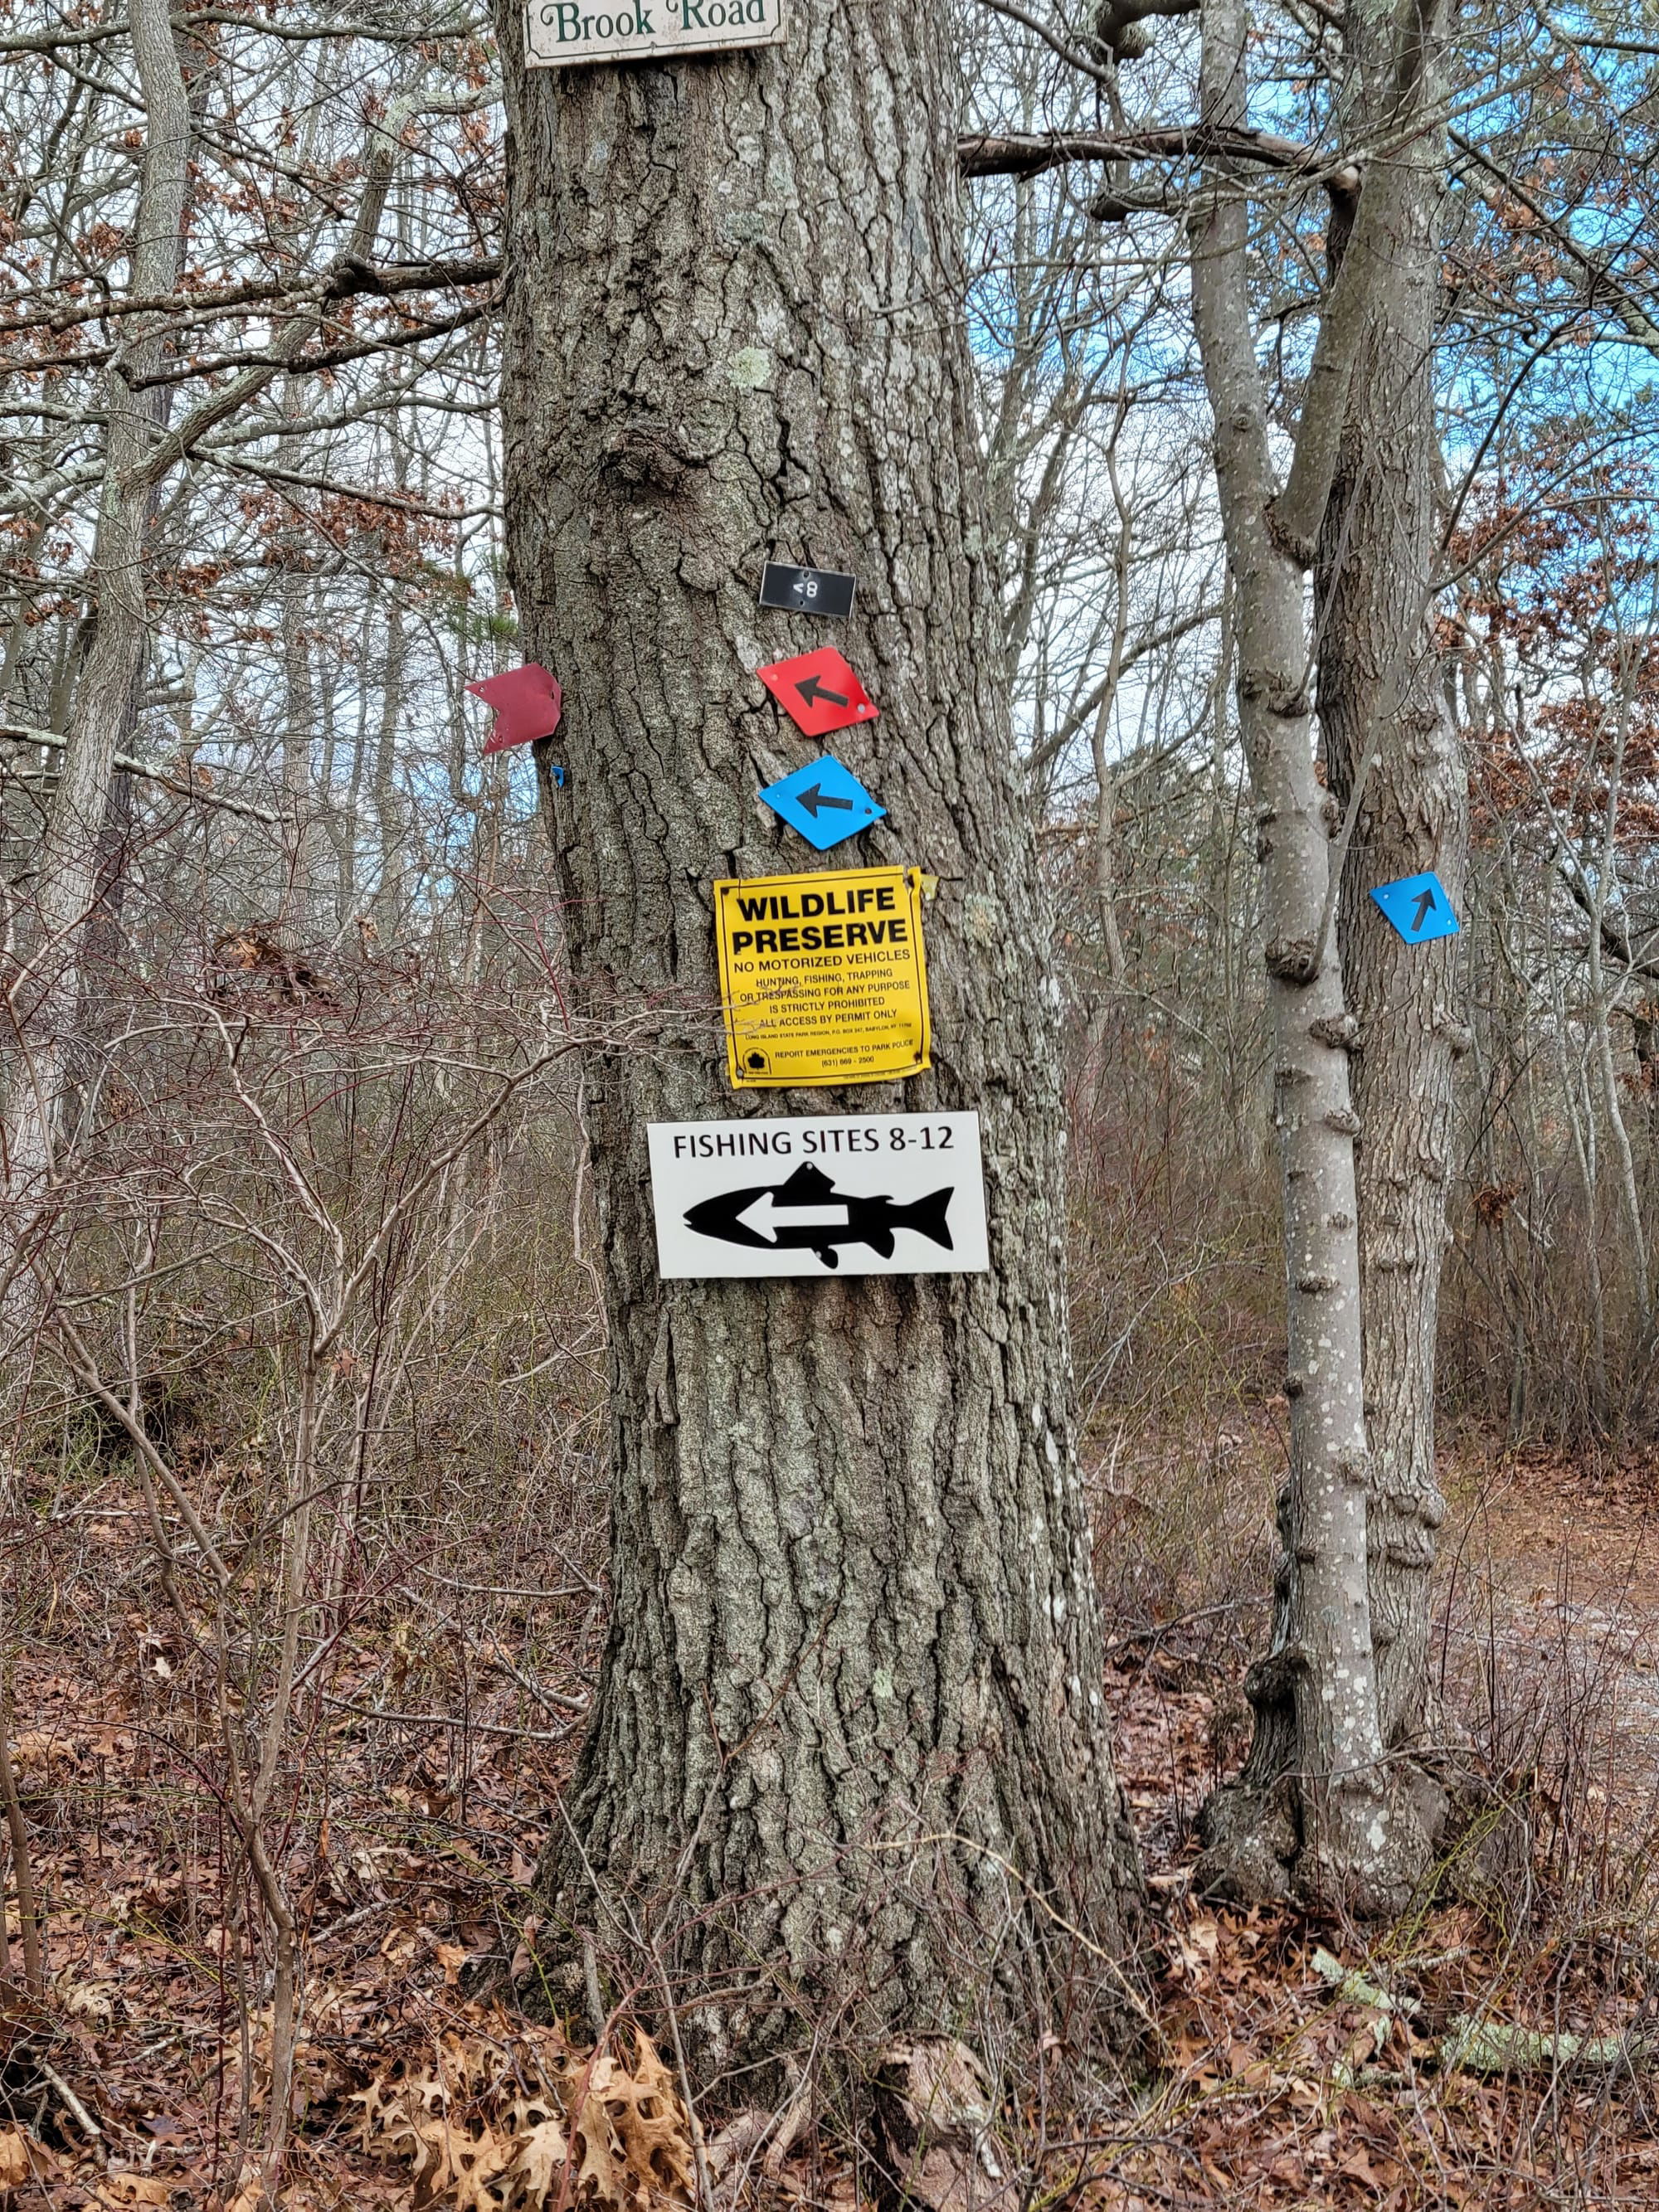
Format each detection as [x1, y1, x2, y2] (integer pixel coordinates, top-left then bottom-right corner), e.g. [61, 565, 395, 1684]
[0, 6, 485, 54]
[958, 124, 1359, 188]
[1270, 0, 1448, 561]
[1450, 129, 1659, 358]
[207, 454, 498, 520]
[0, 725, 279, 823]
[0, 255, 501, 341]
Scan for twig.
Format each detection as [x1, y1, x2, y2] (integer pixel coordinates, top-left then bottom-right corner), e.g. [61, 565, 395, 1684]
[1102, 1593, 1267, 1655]
[321, 1693, 573, 1742]
[31, 2052, 103, 2149]
[0, 1676, 43, 1991]
[0, 724, 280, 824]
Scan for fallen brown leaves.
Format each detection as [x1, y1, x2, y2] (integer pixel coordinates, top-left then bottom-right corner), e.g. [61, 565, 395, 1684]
[1057, 1875, 1659, 2207]
[2, 1445, 1658, 2206]
[354, 2015, 694, 2212]
[0, 1484, 591, 2208]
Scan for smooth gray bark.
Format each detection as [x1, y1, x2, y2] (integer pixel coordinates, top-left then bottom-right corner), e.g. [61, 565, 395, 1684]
[1190, 0, 1435, 1911]
[2, 0, 188, 1282]
[495, 1, 1142, 2072]
[1315, 0, 1467, 1760]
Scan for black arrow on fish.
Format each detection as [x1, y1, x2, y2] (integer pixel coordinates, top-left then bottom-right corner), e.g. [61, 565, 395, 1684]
[795, 673, 849, 710]
[795, 783, 855, 819]
[1409, 886, 1438, 932]
[684, 1159, 953, 1270]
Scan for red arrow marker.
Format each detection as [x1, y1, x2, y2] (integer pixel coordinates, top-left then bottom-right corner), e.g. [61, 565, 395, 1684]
[757, 646, 878, 737]
[467, 664, 563, 753]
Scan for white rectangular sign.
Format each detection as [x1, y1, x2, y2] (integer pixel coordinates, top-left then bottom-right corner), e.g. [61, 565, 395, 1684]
[649, 1112, 990, 1280]
[527, 0, 786, 68]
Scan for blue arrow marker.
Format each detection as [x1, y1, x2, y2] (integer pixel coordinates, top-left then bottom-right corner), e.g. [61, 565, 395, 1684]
[759, 754, 884, 852]
[1370, 869, 1460, 944]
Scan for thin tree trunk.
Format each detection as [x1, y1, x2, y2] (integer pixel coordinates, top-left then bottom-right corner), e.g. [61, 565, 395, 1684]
[278, 377, 318, 934]
[1315, 0, 1467, 1762]
[1581, 696, 1653, 1409]
[496, 0, 1142, 2069]
[2, 0, 188, 1219]
[1189, 0, 1437, 1912]
[1091, 451, 1134, 990]
[371, 599, 405, 941]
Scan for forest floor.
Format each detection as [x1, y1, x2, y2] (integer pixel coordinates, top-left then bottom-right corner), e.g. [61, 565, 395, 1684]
[3, 1426, 1659, 2210]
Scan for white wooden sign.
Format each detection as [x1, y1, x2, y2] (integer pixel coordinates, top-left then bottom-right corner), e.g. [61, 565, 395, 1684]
[649, 1113, 990, 1280]
[527, 0, 786, 67]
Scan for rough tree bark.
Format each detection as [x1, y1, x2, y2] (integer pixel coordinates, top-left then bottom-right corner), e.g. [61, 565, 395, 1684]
[495, 1, 1142, 2073]
[1314, 0, 1467, 1766]
[1189, 0, 1442, 1911]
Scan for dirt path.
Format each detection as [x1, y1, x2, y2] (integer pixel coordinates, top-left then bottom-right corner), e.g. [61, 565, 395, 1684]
[1438, 1443, 1659, 1840]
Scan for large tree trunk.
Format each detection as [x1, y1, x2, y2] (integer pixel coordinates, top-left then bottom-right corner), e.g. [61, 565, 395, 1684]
[494, 6, 1142, 2073]
[1189, 0, 1439, 1913]
[1315, 22, 1467, 1765]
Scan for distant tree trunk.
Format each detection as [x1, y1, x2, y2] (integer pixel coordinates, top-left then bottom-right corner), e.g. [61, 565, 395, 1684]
[371, 598, 406, 940]
[277, 377, 318, 934]
[1189, 0, 1442, 1912]
[1315, 6, 1467, 1765]
[2, 0, 188, 1310]
[495, 2, 1142, 2072]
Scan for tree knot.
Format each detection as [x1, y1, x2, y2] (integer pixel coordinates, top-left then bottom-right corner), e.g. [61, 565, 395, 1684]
[1434, 1013, 1475, 1058]
[1309, 1012, 1360, 1052]
[1264, 498, 1319, 571]
[1239, 670, 1311, 718]
[600, 419, 691, 497]
[1245, 1648, 1309, 1712]
[1265, 936, 1320, 984]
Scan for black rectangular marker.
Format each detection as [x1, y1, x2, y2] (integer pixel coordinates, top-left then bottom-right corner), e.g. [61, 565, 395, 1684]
[759, 561, 857, 621]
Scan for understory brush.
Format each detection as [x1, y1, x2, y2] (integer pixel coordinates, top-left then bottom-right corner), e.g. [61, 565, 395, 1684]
[2, 961, 1657, 2204]
[3, 1386, 1658, 2205]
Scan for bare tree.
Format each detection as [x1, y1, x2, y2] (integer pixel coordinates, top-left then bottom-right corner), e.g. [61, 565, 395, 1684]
[2, 0, 192, 1247]
[1182, 0, 1451, 1909]
[1313, 0, 1468, 1766]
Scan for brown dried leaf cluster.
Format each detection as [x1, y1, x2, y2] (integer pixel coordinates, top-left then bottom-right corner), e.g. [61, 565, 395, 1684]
[354, 2018, 695, 2212]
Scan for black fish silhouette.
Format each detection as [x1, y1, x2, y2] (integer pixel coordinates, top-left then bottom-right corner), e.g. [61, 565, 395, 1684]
[684, 1159, 953, 1270]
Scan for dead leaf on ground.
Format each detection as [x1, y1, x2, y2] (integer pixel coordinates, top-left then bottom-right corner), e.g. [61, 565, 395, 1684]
[89, 2176, 174, 2208]
[358, 2015, 693, 2212]
[0, 2130, 35, 2189]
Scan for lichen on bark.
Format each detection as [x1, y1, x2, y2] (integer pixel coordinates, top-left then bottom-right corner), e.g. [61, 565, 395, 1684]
[493, 0, 1144, 2073]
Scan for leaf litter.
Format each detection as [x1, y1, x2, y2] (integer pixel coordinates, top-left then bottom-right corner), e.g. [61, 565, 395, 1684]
[2, 1441, 1659, 2205]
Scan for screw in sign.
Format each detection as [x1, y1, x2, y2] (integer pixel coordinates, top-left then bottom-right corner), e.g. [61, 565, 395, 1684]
[756, 646, 879, 739]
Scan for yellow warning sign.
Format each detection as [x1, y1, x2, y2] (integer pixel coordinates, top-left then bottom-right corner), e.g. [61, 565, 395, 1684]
[713, 864, 932, 1090]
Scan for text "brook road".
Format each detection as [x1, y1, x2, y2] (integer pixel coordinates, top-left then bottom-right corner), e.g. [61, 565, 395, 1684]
[526, 0, 786, 67]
